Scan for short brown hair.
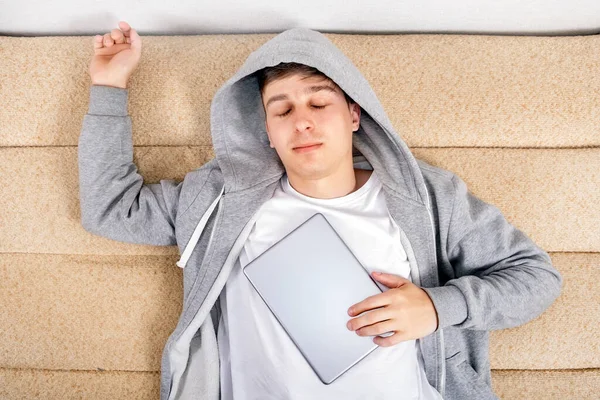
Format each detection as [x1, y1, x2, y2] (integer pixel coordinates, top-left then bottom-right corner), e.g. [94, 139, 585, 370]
[255, 62, 355, 106]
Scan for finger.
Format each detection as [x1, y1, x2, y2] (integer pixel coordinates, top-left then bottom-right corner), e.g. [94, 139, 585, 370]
[111, 28, 125, 44]
[372, 271, 410, 288]
[127, 26, 142, 52]
[355, 320, 397, 338]
[117, 21, 140, 50]
[103, 33, 114, 47]
[94, 43, 132, 56]
[118, 21, 131, 36]
[119, 21, 133, 44]
[373, 331, 404, 347]
[93, 35, 104, 49]
[348, 292, 390, 317]
[347, 308, 391, 331]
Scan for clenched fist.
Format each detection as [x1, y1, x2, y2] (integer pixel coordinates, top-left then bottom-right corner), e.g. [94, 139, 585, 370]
[89, 21, 142, 89]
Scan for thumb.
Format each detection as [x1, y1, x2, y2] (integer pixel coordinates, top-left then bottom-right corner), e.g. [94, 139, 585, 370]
[119, 21, 142, 55]
[371, 271, 410, 288]
[128, 27, 142, 54]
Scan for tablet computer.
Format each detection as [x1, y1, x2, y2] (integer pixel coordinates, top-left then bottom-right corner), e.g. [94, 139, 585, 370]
[243, 212, 392, 384]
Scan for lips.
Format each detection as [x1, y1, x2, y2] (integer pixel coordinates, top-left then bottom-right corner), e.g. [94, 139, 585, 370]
[293, 143, 322, 153]
[293, 143, 322, 149]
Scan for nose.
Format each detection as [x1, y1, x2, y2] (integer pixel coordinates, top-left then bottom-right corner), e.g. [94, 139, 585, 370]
[293, 108, 315, 132]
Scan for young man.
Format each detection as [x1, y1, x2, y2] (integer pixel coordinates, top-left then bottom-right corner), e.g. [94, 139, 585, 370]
[80, 25, 563, 400]
[214, 63, 443, 400]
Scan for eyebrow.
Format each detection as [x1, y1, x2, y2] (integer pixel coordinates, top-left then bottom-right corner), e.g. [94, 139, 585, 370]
[265, 84, 338, 109]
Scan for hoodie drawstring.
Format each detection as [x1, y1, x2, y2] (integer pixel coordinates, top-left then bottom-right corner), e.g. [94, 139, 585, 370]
[176, 185, 225, 269]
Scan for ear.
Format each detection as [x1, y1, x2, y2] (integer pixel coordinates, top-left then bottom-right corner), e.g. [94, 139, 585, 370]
[350, 103, 361, 132]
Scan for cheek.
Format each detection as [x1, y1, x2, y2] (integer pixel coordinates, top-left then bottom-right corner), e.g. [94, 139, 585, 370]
[268, 129, 290, 149]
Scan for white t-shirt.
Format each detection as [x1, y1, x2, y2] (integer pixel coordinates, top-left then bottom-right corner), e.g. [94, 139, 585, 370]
[217, 170, 443, 400]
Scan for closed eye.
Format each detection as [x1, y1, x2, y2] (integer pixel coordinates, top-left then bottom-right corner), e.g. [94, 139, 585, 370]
[277, 105, 327, 118]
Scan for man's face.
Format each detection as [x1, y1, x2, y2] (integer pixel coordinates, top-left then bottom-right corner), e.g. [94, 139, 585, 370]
[261, 74, 361, 181]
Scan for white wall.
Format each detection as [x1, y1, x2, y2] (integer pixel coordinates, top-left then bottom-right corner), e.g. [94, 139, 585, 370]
[1, 0, 599, 36]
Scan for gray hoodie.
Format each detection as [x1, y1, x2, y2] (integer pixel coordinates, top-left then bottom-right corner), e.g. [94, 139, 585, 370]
[78, 27, 563, 400]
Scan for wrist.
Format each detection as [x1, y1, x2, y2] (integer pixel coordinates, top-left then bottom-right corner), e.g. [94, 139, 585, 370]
[91, 79, 128, 89]
[92, 83, 127, 89]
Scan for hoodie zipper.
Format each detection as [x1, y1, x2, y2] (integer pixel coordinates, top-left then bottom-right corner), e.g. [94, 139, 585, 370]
[421, 181, 446, 398]
[379, 130, 446, 396]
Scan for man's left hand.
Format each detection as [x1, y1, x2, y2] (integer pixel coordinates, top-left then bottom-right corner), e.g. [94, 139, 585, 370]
[346, 271, 439, 347]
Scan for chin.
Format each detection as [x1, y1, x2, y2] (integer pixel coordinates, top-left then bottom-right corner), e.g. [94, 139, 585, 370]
[290, 165, 331, 180]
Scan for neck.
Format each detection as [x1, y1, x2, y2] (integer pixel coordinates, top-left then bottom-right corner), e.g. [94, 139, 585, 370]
[286, 162, 367, 200]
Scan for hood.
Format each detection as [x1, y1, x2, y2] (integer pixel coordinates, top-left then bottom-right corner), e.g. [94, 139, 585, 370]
[209, 27, 428, 206]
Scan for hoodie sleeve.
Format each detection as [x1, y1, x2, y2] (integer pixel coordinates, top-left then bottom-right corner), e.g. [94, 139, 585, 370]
[422, 173, 563, 332]
[77, 85, 181, 246]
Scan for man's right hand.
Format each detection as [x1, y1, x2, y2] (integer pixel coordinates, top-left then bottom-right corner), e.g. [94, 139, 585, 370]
[89, 21, 142, 89]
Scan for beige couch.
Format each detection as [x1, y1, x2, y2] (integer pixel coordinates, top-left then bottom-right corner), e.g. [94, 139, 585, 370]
[0, 31, 598, 399]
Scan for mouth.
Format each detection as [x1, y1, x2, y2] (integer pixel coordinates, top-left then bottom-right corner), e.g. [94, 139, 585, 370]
[293, 143, 323, 153]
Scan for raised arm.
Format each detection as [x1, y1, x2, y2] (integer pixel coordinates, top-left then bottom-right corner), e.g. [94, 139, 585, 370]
[78, 22, 182, 246]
